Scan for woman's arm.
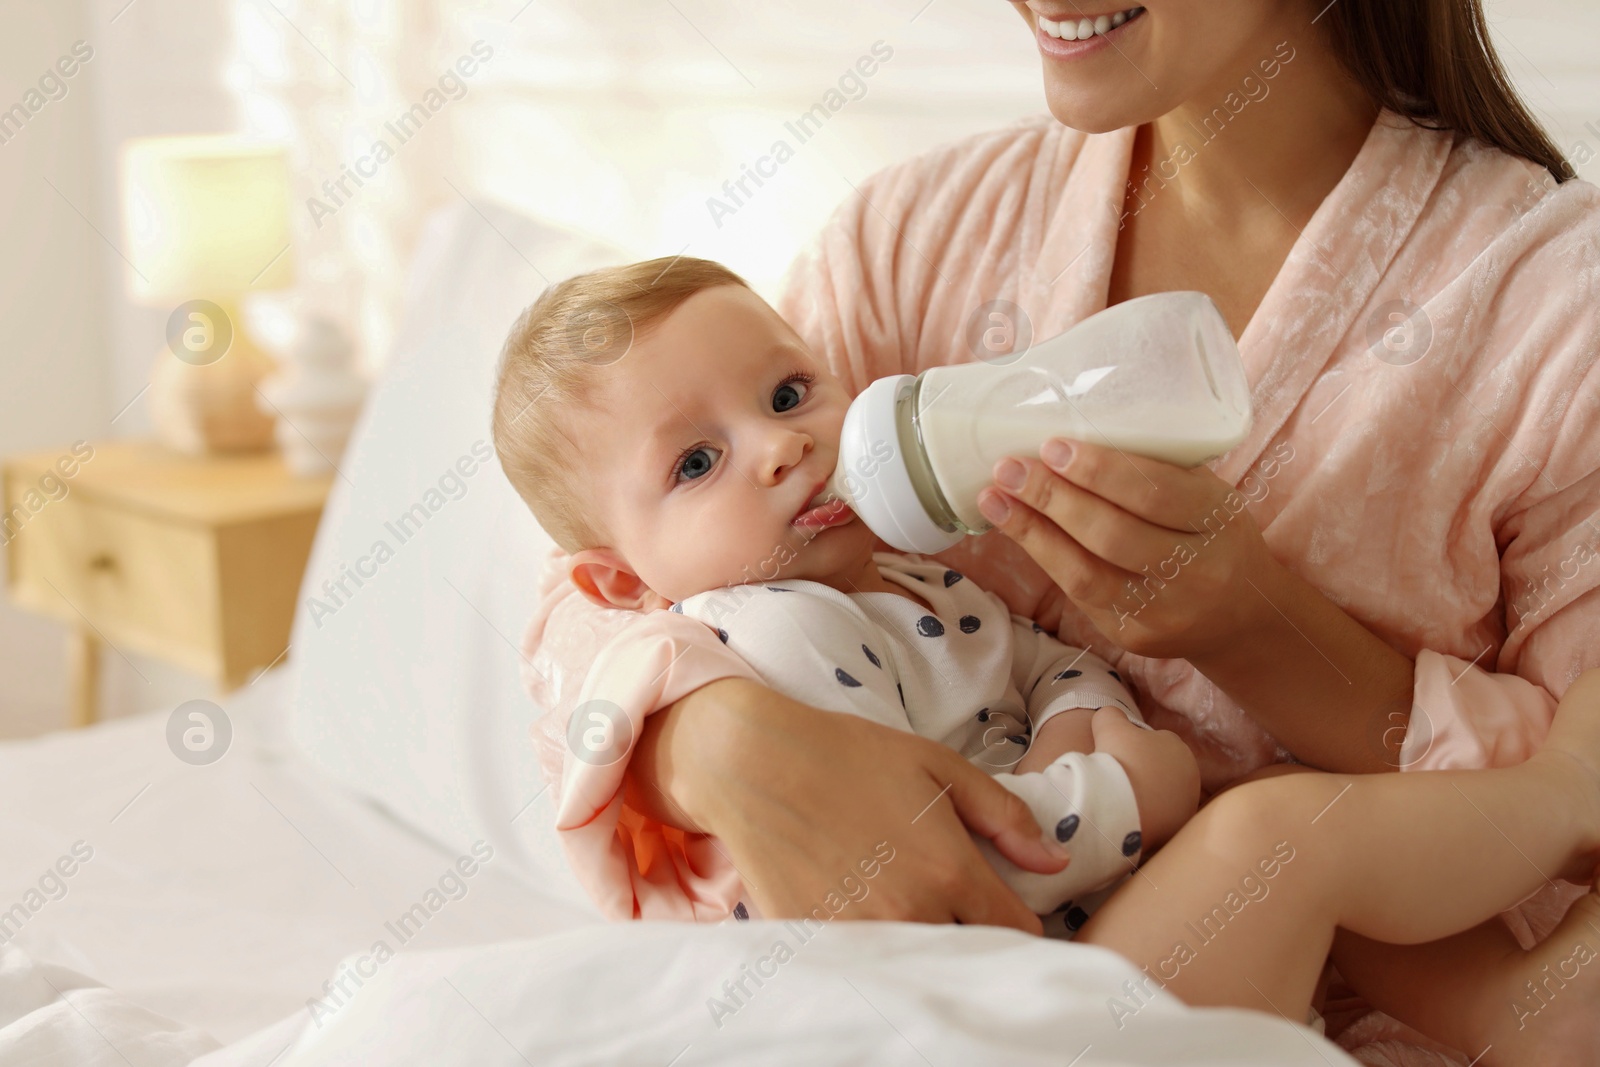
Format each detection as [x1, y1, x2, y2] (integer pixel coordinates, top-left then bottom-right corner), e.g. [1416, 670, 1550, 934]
[624, 676, 1072, 930]
[1185, 555, 1414, 773]
[978, 440, 1414, 773]
[530, 568, 1072, 926]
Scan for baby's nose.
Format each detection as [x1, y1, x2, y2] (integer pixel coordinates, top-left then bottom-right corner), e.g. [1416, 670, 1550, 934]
[758, 428, 811, 484]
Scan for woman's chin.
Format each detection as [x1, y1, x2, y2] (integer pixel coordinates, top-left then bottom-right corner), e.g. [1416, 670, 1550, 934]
[1040, 81, 1169, 134]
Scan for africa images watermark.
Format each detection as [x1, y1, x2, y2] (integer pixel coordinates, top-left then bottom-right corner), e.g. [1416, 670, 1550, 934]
[1106, 839, 1296, 1030]
[166, 699, 233, 766]
[0, 440, 95, 547]
[562, 507, 864, 771]
[692, 437, 897, 631]
[1551, 114, 1600, 180]
[306, 40, 494, 229]
[0, 841, 95, 945]
[1509, 522, 1600, 628]
[1120, 39, 1296, 228]
[306, 840, 496, 1027]
[705, 840, 898, 1030]
[1109, 441, 1296, 630]
[304, 440, 496, 628]
[706, 40, 895, 229]
[0, 40, 94, 148]
[1509, 930, 1599, 1032]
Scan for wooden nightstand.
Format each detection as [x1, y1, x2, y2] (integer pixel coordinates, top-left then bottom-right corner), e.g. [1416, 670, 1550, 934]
[3, 440, 331, 727]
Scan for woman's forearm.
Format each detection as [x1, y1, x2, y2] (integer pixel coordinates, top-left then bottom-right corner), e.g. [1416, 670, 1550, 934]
[623, 676, 765, 833]
[618, 672, 1069, 930]
[972, 444, 1419, 774]
[1187, 558, 1415, 773]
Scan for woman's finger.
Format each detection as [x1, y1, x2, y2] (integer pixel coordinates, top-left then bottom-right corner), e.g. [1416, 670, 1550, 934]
[977, 486, 1134, 605]
[989, 457, 1196, 574]
[949, 853, 1045, 935]
[921, 750, 1055, 934]
[931, 743, 1072, 875]
[1039, 438, 1224, 533]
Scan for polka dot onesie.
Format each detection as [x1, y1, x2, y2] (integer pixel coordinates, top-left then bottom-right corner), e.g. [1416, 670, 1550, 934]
[674, 552, 1148, 939]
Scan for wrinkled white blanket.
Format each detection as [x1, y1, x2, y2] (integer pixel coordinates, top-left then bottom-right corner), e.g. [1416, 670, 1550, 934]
[7, 920, 1352, 1066]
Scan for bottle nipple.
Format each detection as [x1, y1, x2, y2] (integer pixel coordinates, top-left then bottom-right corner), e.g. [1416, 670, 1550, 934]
[818, 467, 850, 506]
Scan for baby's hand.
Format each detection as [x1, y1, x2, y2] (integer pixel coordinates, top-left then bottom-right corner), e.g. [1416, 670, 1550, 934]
[1014, 707, 1096, 776]
[1088, 708, 1200, 852]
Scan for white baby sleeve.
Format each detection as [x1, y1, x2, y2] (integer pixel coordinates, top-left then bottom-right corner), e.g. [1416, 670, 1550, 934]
[1009, 620, 1145, 733]
[973, 750, 1144, 917]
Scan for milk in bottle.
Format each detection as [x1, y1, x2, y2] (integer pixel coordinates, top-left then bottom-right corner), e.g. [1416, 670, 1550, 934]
[824, 292, 1252, 554]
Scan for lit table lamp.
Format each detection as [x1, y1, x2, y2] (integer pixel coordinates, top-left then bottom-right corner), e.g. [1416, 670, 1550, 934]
[122, 136, 295, 454]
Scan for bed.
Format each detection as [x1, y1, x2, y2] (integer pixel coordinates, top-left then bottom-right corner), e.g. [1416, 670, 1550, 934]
[0, 200, 1358, 1065]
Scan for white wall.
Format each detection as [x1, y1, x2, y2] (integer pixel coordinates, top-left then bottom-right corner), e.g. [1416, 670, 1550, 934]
[0, 1, 108, 737]
[459, 0, 1045, 299]
[462, 0, 1598, 304]
[0, 0, 235, 737]
[1487, 0, 1600, 178]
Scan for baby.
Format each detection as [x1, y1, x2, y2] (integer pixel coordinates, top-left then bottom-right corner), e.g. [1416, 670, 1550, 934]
[492, 254, 1200, 936]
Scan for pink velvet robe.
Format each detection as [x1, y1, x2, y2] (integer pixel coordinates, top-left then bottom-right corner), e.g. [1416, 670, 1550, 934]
[522, 109, 1600, 1058]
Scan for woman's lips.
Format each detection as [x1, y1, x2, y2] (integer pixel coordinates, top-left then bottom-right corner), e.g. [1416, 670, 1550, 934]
[1034, 6, 1145, 59]
[792, 497, 855, 530]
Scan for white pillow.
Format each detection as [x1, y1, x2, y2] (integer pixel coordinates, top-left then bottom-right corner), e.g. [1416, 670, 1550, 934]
[286, 200, 624, 910]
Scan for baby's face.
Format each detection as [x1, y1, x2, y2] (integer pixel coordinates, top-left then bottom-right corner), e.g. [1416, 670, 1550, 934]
[570, 284, 876, 605]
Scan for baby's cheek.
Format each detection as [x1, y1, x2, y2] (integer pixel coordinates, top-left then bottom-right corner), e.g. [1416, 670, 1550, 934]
[650, 513, 775, 599]
[705, 513, 777, 577]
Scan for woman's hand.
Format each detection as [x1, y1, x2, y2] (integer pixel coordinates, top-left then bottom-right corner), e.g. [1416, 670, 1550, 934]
[628, 678, 1071, 933]
[976, 438, 1278, 660]
[975, 438, 1417, 774]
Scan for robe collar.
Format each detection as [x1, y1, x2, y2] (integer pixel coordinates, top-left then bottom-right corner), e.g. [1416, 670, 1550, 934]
[1023, 110, 1454, 486]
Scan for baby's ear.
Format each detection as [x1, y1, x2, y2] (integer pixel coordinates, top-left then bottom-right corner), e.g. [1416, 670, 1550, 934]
[568, 549, 671, 612]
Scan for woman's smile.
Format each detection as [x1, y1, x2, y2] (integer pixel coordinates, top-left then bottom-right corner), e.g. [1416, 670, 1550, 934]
[1035, 6, 1144, 40]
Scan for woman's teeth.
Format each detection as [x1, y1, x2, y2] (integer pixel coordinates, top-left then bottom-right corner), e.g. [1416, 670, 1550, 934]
[1038, 7, 1142, 41]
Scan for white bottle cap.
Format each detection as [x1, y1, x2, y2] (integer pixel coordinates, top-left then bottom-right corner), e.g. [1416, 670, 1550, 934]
[831, 374, 964, 555]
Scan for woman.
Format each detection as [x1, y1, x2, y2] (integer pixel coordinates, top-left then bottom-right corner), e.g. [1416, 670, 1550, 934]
[524, 0, 1599, 1059]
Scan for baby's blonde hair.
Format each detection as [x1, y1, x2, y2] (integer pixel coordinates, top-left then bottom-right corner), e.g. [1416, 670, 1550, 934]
[492, 255, 750, 551]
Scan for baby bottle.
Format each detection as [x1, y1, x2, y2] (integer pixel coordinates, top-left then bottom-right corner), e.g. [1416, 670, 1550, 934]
[824, 291, 1252, 554]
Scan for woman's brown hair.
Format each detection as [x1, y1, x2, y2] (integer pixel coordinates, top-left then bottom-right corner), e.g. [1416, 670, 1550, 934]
[1321, 0, 1572, 181]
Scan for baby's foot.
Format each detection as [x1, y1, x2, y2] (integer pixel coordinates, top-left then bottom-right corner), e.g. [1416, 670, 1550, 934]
[1478, 879, 1600, 1067]
[1535, 670, 1600, 884]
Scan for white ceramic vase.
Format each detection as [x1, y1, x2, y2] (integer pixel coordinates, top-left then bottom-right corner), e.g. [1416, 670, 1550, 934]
[256, 315, 367, 477]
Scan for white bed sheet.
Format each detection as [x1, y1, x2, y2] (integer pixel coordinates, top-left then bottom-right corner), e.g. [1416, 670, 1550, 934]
[201, 922, 1355, 1067]
[0, 669, 599, 1048]
[0, 673, 1358, 1067]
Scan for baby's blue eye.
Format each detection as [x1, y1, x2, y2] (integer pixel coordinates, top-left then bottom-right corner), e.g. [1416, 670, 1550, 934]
[676, 446, 720, 482]
[773, 380, 809, 412]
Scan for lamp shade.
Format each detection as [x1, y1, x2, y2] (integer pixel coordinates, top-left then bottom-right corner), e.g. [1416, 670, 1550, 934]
[122, 136, 295, 301]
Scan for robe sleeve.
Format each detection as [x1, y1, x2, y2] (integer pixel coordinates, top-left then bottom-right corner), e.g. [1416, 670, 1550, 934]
[522, 549, 760, 921]
[1403, 233, 1600, 774]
